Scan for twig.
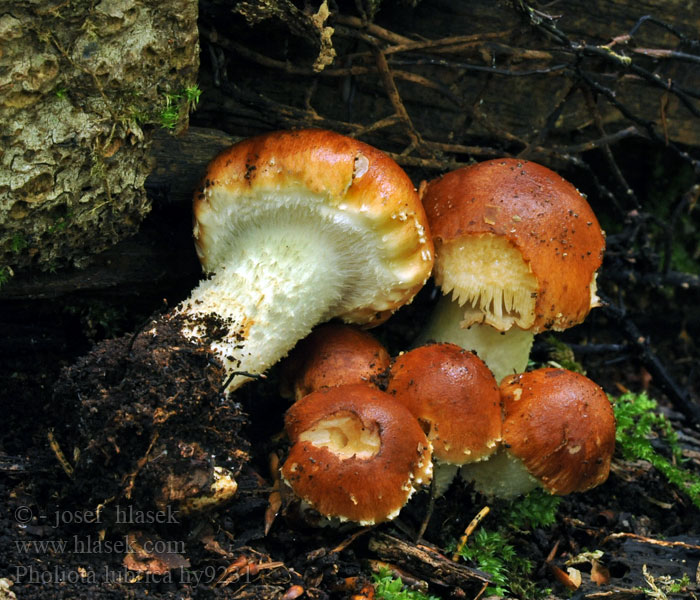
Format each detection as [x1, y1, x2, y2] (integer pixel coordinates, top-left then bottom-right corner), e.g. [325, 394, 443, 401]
[630, 47, 700, 65]
[604, 531, 700, 550]
[600, 297, 700, 428]
[514, 3, 700, 170]
[627, 14, 699, 47]
[122, 432, 159, 499]
[203, 29, 463, 107]
[452, 506, 490, 561]
[368, 532, 491, 589]
[221, 370, 267, 394]
[47, 429, 74, 478]
[332, 14, 415, 46]
[584, 87, 640, 210]
[371, 47, 423, 151]
[388, 55, 569, 77]
[551, 126, 643, 154]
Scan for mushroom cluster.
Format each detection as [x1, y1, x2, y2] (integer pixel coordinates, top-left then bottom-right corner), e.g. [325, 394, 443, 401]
[181, 133, 615, 526]
[277, 324, 434, 525]
[277, 326, 615, 525]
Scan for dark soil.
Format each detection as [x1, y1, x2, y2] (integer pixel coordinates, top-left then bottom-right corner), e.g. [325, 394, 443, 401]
[2, 283, 700, 599]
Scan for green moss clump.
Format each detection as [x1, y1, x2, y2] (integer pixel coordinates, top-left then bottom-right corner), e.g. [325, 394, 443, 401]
[614, 391, 700, 509]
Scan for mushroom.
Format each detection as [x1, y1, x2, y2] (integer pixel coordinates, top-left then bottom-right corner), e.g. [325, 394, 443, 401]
[417, 159, 605, 382]
[281, 384, 433, 525]
[460, 368, 616, 499]
[385, 343, 502, 494]
[173, 129, 433, 392]
[280, 322, 391, 401]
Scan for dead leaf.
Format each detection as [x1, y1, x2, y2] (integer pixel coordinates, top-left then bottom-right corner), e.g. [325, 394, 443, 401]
[200, 532, 233, 558]
[548, 562, 582, 590]
[591, 559, 611, 585]
[123, 531, 190, 575]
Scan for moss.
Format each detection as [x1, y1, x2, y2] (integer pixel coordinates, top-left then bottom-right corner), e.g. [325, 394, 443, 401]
[372, 567, 440, 600]
[614, 391, 700, 509]
[158, 85, 202, 130]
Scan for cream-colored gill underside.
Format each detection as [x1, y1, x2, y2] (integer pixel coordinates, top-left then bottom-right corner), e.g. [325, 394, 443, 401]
[196, 187, 426, 306]
[299, 412, 381, 460]
[435, 235, 538, 331]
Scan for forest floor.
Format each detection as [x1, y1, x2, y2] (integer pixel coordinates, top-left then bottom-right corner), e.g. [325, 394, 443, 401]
[1, 223, 700, 599]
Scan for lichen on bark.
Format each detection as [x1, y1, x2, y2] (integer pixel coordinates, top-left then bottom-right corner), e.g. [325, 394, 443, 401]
[0, 0, 199, 274]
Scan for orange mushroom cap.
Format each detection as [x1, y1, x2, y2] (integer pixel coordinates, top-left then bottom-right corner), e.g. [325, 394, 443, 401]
[282, 384, 433, 525]
[422, 158, 605, 333]
[500, 368, 616, 495]
[281, 323, 391, 401]
[386, 343, 502, 465]
[194, 128, 434, 326]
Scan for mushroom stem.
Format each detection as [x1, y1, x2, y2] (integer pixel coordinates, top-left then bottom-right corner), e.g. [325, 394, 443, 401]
[174, 129, 435, 394]
[416, 294, 534, 382]
[431, 460, 460, 496]
[177, 221, 347, 391]
[459, 448, 539, 499]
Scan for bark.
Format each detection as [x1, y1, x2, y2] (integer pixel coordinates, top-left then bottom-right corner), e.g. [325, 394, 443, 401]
[197, 0, 700, 168]
[368, 531, 491, 594]
[0, 127, 235, 301]
[0, 0, 199, 275]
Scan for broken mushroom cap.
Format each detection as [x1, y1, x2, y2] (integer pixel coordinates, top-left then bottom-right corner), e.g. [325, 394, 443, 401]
[422, 158, 605, 333]
[177, 129, 434, 391]
[462, 368, 616, 498]
[280, 322, 391, 401]
[386, 343, 502, 466]
[281, 384, 433, 525]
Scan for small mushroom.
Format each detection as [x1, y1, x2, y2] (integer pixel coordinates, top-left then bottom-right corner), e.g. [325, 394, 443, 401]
[460, 368, 616, 498]
[386, 343, 502, 494]
[280, 322, 391, 401]
[281, 384, 433, 525]
[417, 159, 605, 382]
[175, 129, 434, 392]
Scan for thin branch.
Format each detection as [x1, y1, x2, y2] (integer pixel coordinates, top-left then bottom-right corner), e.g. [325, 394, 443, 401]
[552, 126, 644, 153]
[371, 47, 423, 151]
[202, 28, 463, 107]
[584, 87, 641, 210]
[627, 14, 699, 46]
[630, 47, 700, 65]
[600, 297, 700, 428]
[388, 55, 569, 77]
[332, 14, 415, 46]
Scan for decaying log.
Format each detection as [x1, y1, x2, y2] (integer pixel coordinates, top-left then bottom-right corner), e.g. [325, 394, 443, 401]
[146, 127, 239, 207]
[0, 0, 199, 273]
[198, 0, 700, 165]
[368, 531, 491, 594]
[0, 127, 235, 301]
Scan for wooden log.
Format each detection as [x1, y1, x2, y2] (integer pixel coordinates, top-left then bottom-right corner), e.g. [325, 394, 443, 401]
[367, 531, 491, 594]
[0, 127, 236, 301]
[198, 0, 700, 158]
[145, 127, 240, 207]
